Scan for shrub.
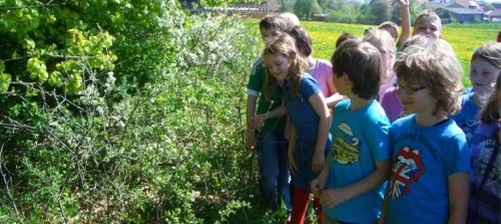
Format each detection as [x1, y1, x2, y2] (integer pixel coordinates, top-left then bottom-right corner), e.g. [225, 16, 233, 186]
[0, 1, 272, 222]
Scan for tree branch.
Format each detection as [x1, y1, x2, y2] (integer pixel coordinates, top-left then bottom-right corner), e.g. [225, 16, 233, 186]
[0, 144, 19, 215]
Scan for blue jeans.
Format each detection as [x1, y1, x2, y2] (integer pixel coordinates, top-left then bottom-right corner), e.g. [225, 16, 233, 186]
[257, 130, 291, 212]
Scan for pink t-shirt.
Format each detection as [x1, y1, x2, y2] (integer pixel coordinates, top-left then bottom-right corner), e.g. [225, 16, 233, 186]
[309, 59, 333, 97]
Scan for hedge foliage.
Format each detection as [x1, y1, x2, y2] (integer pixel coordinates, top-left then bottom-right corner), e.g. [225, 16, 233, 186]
[0, 1, 272, 222]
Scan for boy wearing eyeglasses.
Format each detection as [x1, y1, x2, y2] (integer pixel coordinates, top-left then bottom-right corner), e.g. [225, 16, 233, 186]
[379, 39, 470, 224]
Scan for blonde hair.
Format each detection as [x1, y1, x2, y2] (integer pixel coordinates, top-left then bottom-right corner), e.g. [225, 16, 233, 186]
[263, 33, 308, 100]
[471, 42, 501, 69]
[401, 35, 432, 51]
[378, 21, 399, 41]
[363, 29, 396, 69]
[280, 12, 300, 29]
[394, 39, 464, 115]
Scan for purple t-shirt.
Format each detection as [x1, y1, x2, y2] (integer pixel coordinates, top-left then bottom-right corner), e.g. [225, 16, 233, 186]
[468, 121, 500, 224]
[380, 86, 403, 123]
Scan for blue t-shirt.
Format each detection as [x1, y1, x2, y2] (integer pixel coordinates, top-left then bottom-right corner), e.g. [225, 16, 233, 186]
[282, 73, 331, 188]
[386, 115, 470, 224]
[282, 73, 321, 141]
[324, 99, 391, 223]
[451, 93, 480, 145]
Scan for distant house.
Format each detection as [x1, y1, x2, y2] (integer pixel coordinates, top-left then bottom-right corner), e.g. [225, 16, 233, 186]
[429, 0, 485, 23]
[485, 8, 501, 22]
[181, 0, 279, 18]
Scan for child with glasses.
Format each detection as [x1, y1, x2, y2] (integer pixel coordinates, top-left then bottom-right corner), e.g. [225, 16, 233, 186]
[380, 35, 433, 122]
[310, 39, 391, 224]
[380, 10, 443, 122]
[380, 39, 470, 224]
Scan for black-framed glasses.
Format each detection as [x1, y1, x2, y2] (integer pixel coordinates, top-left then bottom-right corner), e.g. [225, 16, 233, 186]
[393, 83, 426, 95]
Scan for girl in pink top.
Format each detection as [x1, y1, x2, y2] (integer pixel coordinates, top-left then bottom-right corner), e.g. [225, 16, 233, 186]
[287, 26, 344, 108]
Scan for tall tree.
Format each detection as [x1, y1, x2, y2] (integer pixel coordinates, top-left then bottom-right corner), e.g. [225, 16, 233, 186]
[370, 0, 390, 24]
[294, 0, 322, 20]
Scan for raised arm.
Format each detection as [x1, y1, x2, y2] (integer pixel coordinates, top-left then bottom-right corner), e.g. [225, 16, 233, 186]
[399, 0, 411, 45]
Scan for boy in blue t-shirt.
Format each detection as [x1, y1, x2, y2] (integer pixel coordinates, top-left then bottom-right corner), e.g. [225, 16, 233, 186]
[310, 39, 392, 224]
[381, 39, 470, 224]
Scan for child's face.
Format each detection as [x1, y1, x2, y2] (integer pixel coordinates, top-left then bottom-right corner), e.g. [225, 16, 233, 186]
[264, 53, 291, 83]
[396, 80, 436, 116]
[412, 18, 441, 39]
[260, 27, 281, 44]
[470, 58, 500, 98]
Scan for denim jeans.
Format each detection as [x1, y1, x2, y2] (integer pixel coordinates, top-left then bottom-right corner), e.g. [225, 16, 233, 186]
[257, 130, 290, 212]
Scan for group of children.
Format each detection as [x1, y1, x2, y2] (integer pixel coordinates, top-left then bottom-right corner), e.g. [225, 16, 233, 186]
[246, 9, 500, 224]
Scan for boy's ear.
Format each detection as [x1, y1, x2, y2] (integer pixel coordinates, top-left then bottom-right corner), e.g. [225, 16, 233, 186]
[342, 72, 351, 85]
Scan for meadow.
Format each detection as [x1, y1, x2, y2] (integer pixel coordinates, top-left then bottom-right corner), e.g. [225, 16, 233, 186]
[245, 19, 500, 86]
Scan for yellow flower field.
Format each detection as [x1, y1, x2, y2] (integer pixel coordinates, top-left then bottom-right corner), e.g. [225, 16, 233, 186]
[302, 21, 500, 87]
[243, 19, 499, 87]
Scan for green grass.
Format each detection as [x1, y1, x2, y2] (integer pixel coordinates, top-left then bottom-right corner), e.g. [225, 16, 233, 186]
[242, 19, 500, 87]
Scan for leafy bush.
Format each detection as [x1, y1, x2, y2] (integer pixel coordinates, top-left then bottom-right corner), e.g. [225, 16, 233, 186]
[0, 1, 274, 223]
[327, 10, 357, 24]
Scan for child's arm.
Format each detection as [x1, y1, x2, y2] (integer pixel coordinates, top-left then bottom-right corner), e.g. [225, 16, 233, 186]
[308, 92, 332, 173]
[246, 95, 258, 150]
[378, 184, 391, 224]
[321, 159, 391, 208]
[448, 172, 469, 224]
[398, 0, 411, 45]
[249, 105, 287, 129]
[325, 79, 345, 108]
[311, 158, 331, 197]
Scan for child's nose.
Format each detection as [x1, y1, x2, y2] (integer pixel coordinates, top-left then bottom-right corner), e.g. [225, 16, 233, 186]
[270, 66, 277, 75]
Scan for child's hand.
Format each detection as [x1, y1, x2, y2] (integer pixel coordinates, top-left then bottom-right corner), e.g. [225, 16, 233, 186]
[312, 151, 325, 173]
[246, 131, 256, 151]
[310, 178, 324, 198]
[248, 115, 265, 129]
[320, 188, 350, 209]
[399, 0, 409, 7]
[288, 151, 297, 174]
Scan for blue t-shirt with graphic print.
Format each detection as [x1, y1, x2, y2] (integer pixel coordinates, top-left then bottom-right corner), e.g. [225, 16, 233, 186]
[386, 114, 470, 224]
[324, 99, 391, 224]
